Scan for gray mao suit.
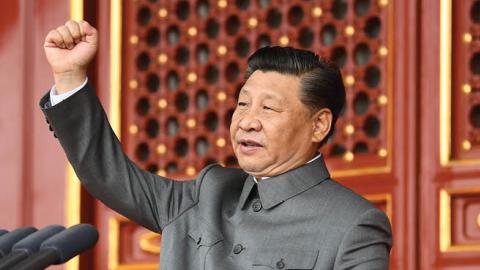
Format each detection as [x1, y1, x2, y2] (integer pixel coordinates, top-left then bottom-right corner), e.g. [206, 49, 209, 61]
[41, 83, 392, 270]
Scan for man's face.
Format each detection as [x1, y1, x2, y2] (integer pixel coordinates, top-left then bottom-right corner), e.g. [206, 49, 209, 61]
[230, 70, 321, 177]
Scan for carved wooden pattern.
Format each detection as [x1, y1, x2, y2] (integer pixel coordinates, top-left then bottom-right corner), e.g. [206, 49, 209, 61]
[122, 0, 392, 177]
[451, 192, 480, 246]
[439, 188, 480, 253]
[452, 0, 480, 160]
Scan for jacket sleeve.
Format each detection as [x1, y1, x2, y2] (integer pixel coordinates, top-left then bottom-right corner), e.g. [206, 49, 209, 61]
[333, 208, 393, 270]
[40, 83, 204, 233]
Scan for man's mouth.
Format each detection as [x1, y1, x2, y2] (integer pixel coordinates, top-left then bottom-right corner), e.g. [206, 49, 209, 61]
[237, 139, 263, 154]
[239, 139, 263, 147]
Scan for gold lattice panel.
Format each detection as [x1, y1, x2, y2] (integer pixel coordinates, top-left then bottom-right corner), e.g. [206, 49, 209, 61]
[122, 0, 392, 177]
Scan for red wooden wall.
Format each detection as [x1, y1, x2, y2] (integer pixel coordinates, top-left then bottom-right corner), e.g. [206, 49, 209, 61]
[420, 0, 480, 269]
[0, 0, 69, 238]
[0, 0, 72, 269]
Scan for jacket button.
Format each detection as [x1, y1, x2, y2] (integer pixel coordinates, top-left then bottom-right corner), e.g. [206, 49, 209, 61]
[233, 244, 243, 254]
[276, 259, 285, 269]
[252, 199, 262, 212]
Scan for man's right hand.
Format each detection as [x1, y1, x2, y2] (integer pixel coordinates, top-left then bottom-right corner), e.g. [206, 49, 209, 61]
[44, 20, 98, 94]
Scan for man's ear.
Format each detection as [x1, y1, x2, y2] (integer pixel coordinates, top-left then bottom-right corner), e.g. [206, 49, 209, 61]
[311, 108, 332, 143]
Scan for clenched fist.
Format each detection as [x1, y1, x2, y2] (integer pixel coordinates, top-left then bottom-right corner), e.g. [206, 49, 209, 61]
[44, 20, 98, 93]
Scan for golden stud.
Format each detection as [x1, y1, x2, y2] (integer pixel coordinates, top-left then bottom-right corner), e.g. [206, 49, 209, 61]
[217, 91, 227, 101]
[129, 79, 138, 89]
[377, 95, 388, 105]
[157, 98, 168, 109]
[343, 151, 354, 162]
[477, 213, 480, 228]
[186, 166, 196, 176]
[462, 140, 472, 151]
[186, 118, 197, 128]
[378, 46, 388, 57]
[344, 25, 355, 36]
[312, 7, 322, 17]
[188, 26, 198, 37]
[378, 0, 388, 7]
[462, 84, 472, 94]
[129, 35, 139, 44]
[217, 45, 228, 55]
[156, 144, 167, 155]
[218, 0, 227, 8]
[378, 148, 388, 158]
[248, 17, 258, 28]
[129, 124, 138, 135]
[344, 75, 355, 86]
[158, 8, 168, 18]
[157, 53, 168, 64]
[344, 124, 355, 135]
[279, 35, 289, 46]
[216, 138, 226, 148]
[157, 169, 167, 177]
[463, 33, 473, 43]
[187, 72, 198, 83]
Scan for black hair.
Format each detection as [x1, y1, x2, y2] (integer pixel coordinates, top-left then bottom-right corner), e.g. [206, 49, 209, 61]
[245, 46, 346, 146]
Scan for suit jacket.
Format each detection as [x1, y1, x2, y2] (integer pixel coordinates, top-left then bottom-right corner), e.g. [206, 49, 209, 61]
[41, 83, 392, 270]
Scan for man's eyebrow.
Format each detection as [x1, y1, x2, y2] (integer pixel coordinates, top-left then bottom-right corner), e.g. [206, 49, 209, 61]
[239, 88, 249, 95]
[239, 88, 283, 101]
[263, 92, 283, 101]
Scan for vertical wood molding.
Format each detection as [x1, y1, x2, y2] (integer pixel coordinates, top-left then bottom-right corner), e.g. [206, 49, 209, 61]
[110, 0, 122, 138]
[66, 3, 83, 270]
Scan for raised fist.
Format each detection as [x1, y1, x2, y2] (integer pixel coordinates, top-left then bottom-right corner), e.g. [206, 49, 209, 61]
[44, 20, 98, 93]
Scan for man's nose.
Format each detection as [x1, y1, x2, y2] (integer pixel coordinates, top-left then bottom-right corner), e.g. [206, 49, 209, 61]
[238, 113, 261, 132]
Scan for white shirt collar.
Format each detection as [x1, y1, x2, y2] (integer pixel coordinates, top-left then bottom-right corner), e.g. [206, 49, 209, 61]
[253, 154, 322, 183]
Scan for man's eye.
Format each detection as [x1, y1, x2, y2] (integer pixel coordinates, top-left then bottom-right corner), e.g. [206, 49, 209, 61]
[263, 106, 273, 110]
[238, 102, 247, 107]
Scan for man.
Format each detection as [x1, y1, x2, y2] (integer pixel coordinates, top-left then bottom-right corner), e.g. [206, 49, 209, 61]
[42, 20, 392, 269]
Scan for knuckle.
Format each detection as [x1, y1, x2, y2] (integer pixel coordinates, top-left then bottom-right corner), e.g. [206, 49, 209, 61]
[67, 20, 79, 29]
[56, 25, 66, 32]
[52, 30, 63, 40]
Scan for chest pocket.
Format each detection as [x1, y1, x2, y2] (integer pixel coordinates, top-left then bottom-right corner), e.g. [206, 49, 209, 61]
[185, 222, 224, 270]
[187, 225, 223, 247]
[252, 248, 319, 270]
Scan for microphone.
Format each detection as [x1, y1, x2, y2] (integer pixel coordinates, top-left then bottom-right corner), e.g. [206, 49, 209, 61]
[0, 231, 7, 238]
[14, 224, 99, 270]
[0, 227, 37, 259]
[0, 225, 65, 270]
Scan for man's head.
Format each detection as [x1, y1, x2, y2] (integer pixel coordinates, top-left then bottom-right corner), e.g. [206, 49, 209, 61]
[230, 46, 346, 178]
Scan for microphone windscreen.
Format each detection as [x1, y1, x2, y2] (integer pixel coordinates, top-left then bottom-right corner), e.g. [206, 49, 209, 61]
[0, 230, 7, 237]
[0, 227, 37, 257]
[12, 225, 65, 255]
[40, 224, 98, 264]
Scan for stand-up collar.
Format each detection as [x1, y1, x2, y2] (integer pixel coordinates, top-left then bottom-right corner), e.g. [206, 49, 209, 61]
[237, 156, 331, 210]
